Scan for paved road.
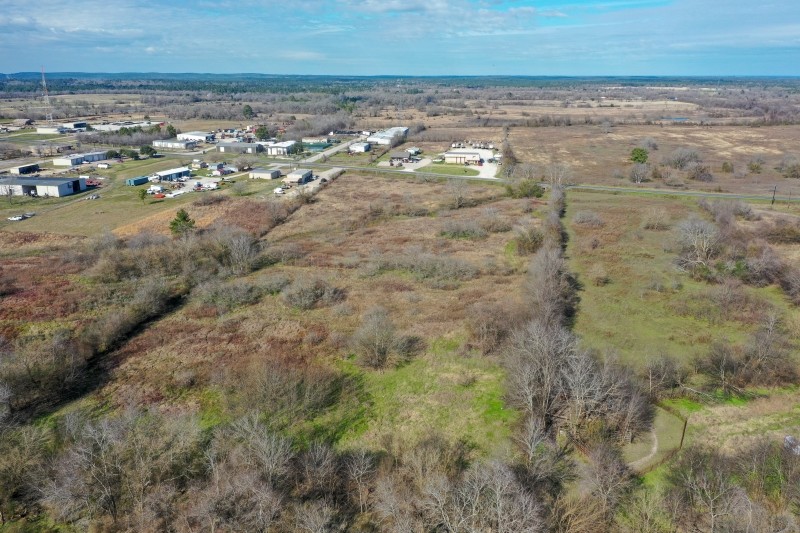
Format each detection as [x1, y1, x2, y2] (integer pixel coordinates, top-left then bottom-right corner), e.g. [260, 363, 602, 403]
[302, 139, 359, 164]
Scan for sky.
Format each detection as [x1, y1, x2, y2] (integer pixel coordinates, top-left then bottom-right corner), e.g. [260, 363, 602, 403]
[0, 0, 799, 76]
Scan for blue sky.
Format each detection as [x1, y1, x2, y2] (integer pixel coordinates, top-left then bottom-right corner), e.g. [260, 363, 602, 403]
[1, 0, 798, 75]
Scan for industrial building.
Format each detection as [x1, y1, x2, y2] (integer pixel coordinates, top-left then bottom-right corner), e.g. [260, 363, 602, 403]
[178, 131, 216, 142]
[52, 151, 106, 167]
[9, 164, 40, 175]
[350, 142, 371, 153]
[217, 142, 264, 154]
[153, 138, 198, 150]
[367, 126, 409, 146]
[250, 168, 281, 180]
[264, 141, 297, 156]
[152, 167, 191, 182]
[92, 121, 158, 132]
[444, 151, 482, 164]
[0, 177, 87, 198]
[283, 169, 313, 185]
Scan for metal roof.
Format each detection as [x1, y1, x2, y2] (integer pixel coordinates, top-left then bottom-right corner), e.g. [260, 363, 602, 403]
[0, 177, 84, 186]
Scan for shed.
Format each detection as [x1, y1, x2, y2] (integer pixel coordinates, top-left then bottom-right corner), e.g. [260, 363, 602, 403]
[250, 168, 281, 180]
[10, 163, 40, 175]
[125, 176, 150, 186]
[444, 151, 482, 164]
[350, 142, 371, 153]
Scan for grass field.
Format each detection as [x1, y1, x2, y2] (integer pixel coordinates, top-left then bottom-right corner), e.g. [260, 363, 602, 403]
[565, 191, 796, 368]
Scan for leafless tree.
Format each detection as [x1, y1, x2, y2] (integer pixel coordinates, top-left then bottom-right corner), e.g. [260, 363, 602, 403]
[446, 179, 470, 209]
[545, 163, 572, 187]
[587, 444, 633, 515]
[345, 449, 375, 513]
[676, 217, 721, 270]
[629, 163, 650, 184]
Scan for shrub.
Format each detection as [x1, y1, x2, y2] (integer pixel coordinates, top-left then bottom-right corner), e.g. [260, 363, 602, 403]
[573, 210, 604, 227]
[351, 307, 397, 369]
[478, 208, 512, 233]
[686, 162, 713, 182]
[747, 156, 764, 174]
[588, 264, 610, 286]
[440, 219, 488, 240]
[721, 161, 734, 173]
[192, 194, 227, 207]
[260, 273, 291, 294]
[630, 147, 648, 164]
[197, 280, 262, 314]
[641, 207, 670, 230]
[665, 147, 702, 170]
[281, 277, 344, 309]
[506, 179, 544, 199]
[514, 222, 545, 255]
[638, 137, 658, 151]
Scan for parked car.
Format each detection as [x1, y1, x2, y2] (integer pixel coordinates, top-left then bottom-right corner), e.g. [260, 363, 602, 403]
[7, 215, 24, 221]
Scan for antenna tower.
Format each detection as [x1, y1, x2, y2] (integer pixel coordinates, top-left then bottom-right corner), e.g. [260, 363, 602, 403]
[40, 66, 53, 125]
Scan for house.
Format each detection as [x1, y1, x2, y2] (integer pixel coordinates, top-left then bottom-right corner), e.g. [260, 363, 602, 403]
[153, 139, 197, 150]
[264, 140, 297, 156]
[444, 151, 482, 165]
[389, 151, 409, 162]
[190, 160, 208, 170]
[217, 142, 264, 154]
[0, 177, 86, 197]
[125, 176, 150, 186]
[367, 127, 409, 146]
[350, 142, 371, 153]
[250, 168, 281, 180]
[153, 167, 191, 182]
[283, 169, 313, 185]
[9, 163, 39, 175]
[178, 131, 216, 142]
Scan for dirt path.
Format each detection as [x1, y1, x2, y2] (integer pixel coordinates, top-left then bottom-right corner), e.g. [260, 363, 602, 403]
[629, 428, 659, 471]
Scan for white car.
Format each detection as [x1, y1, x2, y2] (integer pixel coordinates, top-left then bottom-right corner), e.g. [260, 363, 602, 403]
[7, 215, 24, 221]
[274, 188, 284, 195]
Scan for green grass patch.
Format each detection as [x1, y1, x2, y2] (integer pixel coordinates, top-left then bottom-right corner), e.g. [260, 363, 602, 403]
[426, 162, 480, 177]
[336, 342, 517, 455]
[197, 387, 227, 431]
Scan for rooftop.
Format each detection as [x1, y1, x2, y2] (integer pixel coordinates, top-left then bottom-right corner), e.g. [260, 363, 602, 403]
[0, 177, 84, 186]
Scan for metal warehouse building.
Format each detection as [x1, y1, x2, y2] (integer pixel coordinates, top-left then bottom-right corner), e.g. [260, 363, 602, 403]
[283, 169, 313, 185]
[217, 142, 264, 154]
[250, 168, 281, 180]
[264, 141, 297, 156]
[0, 177, 87, 197]
[52, 151, 107, 166]
[367, 127, 409, 146]
[153, 139, 197, 150]
[153, 167, 191, 182]
[349, 142, 371, 153]
[177, 131, 215, 142]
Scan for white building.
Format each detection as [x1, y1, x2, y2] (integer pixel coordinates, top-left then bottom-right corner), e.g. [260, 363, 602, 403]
[53, 154, 84, 166]
[250, 168, 282, 180]
[178, 131, 215, 142]
[264, 140, 297, 156]
[0, 177, 87, 197]
[349, 142, 371, 153]
[367, 127, 409, 146]
[217, 142, 264, 154]
[153, 139, 197, 150]
[61, 121, 88, 130]
[92, 121, 157, 132]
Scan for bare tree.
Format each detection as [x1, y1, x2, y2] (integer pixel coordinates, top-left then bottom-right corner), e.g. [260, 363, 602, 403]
[676, 217, 721, 270]
[345, 449, 375, 513]
[545, 163, 572, 187]
[629, 163, 650, 184]
[446, 179, 469, 209]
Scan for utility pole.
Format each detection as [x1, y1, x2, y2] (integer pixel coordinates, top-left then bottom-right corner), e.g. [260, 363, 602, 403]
[771, 185, 777, 206]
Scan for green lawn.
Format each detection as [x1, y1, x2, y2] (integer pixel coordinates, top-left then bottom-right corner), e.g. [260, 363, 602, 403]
[424, 163, 480, 177]
[0, 132, 70, 143]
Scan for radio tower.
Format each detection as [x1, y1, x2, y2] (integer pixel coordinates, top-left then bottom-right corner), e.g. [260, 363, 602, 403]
[40, 66, 53, 125]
